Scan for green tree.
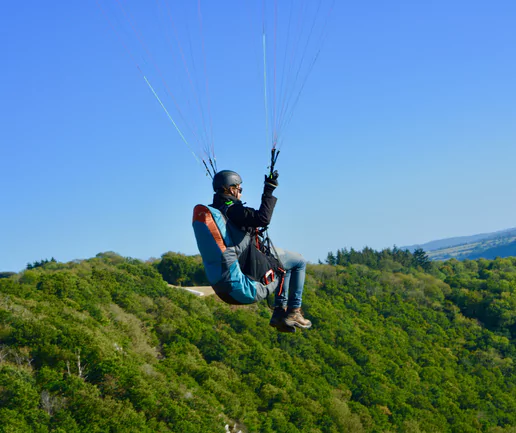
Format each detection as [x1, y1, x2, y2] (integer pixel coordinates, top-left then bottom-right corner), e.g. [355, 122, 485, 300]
[156, 252, 208, 286]
[412, 248, 431, 271]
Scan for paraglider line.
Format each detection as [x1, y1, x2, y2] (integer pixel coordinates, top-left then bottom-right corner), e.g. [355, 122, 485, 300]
[97, 0, 204, 167]
[276, 0, 334, 144]
[208, 158, 217, 176]
[202, 159, 214, 178]
[276, 0, 295, 138]
[143, 76, 200, 164]
[276, 0, 307, 141]
[269, 148, 280, 176]
[158, 0, 212, 157]
[273, 0, 278, 145]
[114, 0, 205, 154]
[262, 28, 270, 149]
[198, 0, 216, 159]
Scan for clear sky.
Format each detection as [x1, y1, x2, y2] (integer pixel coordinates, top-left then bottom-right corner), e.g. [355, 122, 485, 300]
[2, 1, 516, 272]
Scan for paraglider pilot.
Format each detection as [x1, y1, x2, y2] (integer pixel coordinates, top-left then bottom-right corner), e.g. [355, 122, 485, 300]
[211, 170, 312, 333]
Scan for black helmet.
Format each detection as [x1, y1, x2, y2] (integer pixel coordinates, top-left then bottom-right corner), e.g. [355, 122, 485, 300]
[212, 170, 242, 192]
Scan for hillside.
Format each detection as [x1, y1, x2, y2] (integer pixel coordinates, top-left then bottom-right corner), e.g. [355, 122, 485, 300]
[427, 236, 516, 261]
[403, 227, 516, 261]
[2, 252, 516, 432]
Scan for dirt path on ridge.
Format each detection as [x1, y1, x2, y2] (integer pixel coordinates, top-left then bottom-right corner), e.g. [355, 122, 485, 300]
[168, 284, 215, 297]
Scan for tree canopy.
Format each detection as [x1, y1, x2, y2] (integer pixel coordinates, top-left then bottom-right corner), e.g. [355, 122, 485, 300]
[1, 251, 516, 431]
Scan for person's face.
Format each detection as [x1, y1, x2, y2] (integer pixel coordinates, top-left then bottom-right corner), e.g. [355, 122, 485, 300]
[229, 184, 243, 200]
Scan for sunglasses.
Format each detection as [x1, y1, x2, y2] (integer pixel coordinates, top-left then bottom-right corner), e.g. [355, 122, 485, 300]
[232, 185, 243, 193]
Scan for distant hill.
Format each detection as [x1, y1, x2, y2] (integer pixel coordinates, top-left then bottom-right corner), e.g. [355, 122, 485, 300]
[427, 237, 516, 261]
[403, 227, 516, 261]
[404, 227, 516, 252]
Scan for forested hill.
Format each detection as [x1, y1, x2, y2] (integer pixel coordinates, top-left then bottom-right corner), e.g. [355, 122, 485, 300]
[2, 252, 516, 432]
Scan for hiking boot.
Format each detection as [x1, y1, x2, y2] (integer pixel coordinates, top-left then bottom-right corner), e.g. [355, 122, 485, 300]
[269, 307, 296, 333]
[284, 308, 312, 329]
[269, 307, 286, 328]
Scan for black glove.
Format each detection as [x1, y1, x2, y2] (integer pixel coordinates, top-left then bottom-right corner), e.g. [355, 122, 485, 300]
[264, 170, 279, 188]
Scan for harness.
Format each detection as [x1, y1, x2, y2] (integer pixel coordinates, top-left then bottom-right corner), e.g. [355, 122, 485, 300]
[192, 204, 285, 305]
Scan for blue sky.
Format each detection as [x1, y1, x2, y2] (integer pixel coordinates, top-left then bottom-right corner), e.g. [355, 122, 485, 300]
[2, 1, 516, 272]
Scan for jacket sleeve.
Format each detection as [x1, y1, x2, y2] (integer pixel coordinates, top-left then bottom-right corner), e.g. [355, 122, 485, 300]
[226, 184, 277, 228]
